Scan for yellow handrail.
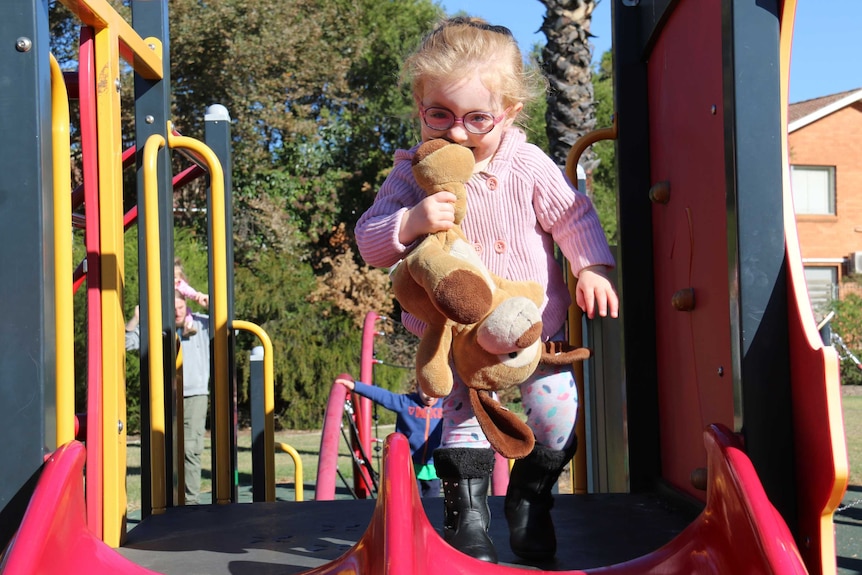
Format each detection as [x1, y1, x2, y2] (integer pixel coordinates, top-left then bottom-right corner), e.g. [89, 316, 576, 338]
[59, 0, 162, 79]
[275, 443, 304, 502]
[49, 53, 76, 447]
[167, 124, 231, 504]
[564, 115, 618, 185]
[564, 118, 619, 495]
[142, 134, 167, 514]
[233, 320, 276, 502]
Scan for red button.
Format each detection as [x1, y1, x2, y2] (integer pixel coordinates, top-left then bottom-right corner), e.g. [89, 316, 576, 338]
[494, 240, 506, 253]
[487, 177, 498, 190]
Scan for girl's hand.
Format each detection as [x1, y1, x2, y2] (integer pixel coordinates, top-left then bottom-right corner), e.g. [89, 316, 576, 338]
[576, 265, 620, 320]
[335, 377, 355, 391]
[399, 191, 458, 244]
[198, 294, 209, 308]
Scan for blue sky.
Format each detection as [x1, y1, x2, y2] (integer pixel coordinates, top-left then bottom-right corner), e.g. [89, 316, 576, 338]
[438, 0, 862, 103]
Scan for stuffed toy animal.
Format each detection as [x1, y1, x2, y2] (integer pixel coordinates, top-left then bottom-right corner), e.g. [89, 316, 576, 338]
[390, 139, 591, 459]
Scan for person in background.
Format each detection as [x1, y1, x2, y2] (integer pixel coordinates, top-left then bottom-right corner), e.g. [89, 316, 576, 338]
[174, 257, 209, 337]
[125, 292, 211, 504]
[335, 375, 443, 498]
[354, 16, 618, 564]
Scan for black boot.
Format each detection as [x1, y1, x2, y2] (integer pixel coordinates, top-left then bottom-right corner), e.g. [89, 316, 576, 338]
[435, 447, 498, 563]
[504, 440, 576, 561]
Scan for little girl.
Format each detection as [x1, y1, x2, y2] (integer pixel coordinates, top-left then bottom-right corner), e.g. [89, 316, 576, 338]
[174, 257, 209, 336]
[355, 16, 618, 564]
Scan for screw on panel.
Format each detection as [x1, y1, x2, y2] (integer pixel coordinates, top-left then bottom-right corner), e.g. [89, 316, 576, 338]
[690, 467, 707, 490]
[16, 37, 32, 52]
[671, 288, 695, 311]
[649, 180, 671, 204]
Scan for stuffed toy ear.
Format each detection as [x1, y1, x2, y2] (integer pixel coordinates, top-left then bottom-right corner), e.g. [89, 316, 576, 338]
[468, 389, 535, 459]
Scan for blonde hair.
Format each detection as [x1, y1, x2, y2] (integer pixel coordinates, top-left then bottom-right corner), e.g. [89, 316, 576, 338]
[403, 17, 544, 119]
[173, 256, 188, 282]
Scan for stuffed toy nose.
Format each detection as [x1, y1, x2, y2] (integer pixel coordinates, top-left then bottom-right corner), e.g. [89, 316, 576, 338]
[475, 297, 542, 355]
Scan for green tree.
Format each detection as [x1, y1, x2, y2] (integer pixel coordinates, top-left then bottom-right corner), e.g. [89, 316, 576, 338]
[589, 50, 618, 242]
[54, 0, 441, 430]
[830, 292, 862, 386]
[522, 44, 550, 153]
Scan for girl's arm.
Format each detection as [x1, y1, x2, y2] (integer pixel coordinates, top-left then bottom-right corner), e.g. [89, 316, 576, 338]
[175, 278, 200, 299]
[529, 149, 619, 319]
[355, 152, 427, 268]
[335, 377, 410, 412]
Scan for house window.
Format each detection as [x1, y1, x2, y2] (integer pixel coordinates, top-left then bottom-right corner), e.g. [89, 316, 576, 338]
[804, 266, 838, 316]
[791, 165, 835, 215]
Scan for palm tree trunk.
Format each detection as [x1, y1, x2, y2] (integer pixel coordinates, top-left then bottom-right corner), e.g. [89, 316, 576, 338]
[539, 0, 598, 177]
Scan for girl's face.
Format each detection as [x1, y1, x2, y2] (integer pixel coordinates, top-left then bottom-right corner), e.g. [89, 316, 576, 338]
[418, 71, 521, 169]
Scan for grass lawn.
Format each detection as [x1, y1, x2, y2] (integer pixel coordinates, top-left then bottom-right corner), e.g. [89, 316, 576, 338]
[842, 393, 862, 485]
[126, 391, 862, 514]
[126, 424, 397, 512]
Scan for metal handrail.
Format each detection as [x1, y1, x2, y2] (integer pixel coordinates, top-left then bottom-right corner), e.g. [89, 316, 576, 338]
[49, 53, 76, 447]
[167, 124, 231, 504]
[233, 320, 276, 501]
[142, 133, 168, 514]
[275, 443, 304, 502]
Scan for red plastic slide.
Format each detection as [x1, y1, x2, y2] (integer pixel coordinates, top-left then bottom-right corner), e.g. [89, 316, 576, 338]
[304, 425, 808, 574]
[0, 441, 161, 575]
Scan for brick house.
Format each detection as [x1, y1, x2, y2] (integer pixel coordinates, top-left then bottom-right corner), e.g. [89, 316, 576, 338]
[788, 87, 862, 315]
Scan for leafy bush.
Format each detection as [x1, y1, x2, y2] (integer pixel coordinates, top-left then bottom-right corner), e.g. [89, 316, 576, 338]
[829, 292, 862, 386]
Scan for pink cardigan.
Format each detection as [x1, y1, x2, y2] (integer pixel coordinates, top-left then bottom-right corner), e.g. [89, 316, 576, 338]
[355, 129, 615, 339]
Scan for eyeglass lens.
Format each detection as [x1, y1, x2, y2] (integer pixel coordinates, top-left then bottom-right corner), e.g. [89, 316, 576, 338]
[423, 108, 497, 134]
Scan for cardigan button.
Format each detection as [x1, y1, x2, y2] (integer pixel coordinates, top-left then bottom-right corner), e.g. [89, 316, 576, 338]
[494, 240, 506, 254]
[487, 177, 498, 190]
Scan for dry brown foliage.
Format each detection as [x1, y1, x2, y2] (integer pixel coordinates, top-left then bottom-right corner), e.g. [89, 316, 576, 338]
[310, 238, 394, 328]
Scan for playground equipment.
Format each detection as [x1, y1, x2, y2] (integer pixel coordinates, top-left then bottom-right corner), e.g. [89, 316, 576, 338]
[0, 0, 849, 574]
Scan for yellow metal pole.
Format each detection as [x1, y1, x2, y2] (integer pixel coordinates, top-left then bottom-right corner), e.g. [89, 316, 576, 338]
[142, 134, 167, 514]
[56, 0, 165, 545]
[59, 0, 162, 80]
[167, 125, 230, 504]
[93, 25, 127, 548]
[275, 443, 304, 502]
[49, 54, 76, 447]
[233, 320, 275, 501]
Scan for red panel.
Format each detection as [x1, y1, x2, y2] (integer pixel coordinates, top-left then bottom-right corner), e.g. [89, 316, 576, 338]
[647, 0, 735, 498]
[78, 25, 105, 539]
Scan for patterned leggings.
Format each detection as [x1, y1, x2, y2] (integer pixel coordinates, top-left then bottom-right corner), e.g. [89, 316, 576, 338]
[440, 361, 579, 452]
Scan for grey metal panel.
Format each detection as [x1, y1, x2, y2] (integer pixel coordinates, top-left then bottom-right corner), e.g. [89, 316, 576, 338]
[721, 0, 797, 531]
[133, 0, 176, 513]
[583, 249, 629, 493]
[205, 105, 238, 502]
[611, 0, 662, 492]
[0, 0, 55, 548]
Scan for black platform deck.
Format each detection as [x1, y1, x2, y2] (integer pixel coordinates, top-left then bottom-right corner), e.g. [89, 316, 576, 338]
[118, 492, 697, 574]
